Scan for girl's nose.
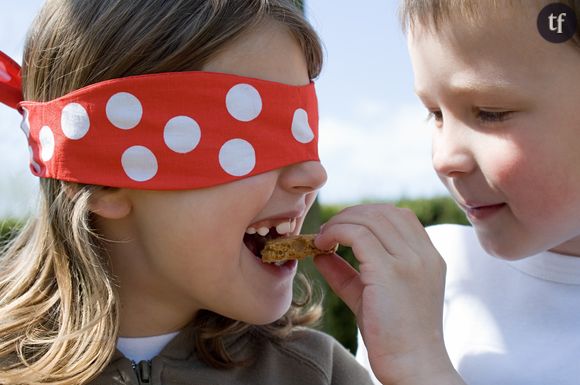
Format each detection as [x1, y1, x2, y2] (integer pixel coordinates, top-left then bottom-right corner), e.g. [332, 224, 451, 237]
[279, 161, 327, 193]
[431, 119, 476, 178]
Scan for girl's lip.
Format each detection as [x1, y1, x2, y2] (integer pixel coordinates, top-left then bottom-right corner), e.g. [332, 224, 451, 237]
[248, 209, 306, 229]
[257, 258, 297, 275]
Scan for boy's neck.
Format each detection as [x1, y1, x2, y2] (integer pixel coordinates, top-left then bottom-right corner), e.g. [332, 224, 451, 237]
[549, 237, 580, 257]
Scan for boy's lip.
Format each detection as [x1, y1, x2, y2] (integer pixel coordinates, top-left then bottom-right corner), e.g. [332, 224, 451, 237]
[455, 195, 507, 217]
[463, 203, 507, 221]
[456, 199, 506, 211]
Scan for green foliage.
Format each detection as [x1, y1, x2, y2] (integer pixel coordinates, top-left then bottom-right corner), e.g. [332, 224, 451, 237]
[300, 196, 468, 354]
[0, 218, 21, 246]
[396, 196, 470, 226]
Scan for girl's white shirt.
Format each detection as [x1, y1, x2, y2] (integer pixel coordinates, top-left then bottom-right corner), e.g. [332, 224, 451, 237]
[116, 331, 180, 362]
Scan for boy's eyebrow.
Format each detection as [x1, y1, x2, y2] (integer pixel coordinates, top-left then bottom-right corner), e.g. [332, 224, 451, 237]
[415, 79, 524, 101]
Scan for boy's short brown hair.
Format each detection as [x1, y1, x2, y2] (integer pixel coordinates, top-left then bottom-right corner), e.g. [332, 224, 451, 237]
[400, 0, 580, 47]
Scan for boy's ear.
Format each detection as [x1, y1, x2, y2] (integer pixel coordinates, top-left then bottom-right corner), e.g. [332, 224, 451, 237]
[87, 189, 132, 219]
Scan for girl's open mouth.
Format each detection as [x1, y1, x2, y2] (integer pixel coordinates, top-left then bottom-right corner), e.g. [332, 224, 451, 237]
[243, 219, 297, 264]
[243, 227, 285, 258]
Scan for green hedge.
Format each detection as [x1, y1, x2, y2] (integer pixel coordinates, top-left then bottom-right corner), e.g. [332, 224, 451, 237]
[0, 218, 21, 246]
[0, 196, 468, 354]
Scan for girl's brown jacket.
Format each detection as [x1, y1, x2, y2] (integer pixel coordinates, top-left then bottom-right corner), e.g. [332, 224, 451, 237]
[88, 323, 374, 385]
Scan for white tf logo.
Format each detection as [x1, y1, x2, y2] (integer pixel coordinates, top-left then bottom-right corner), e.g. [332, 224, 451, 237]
[548, 12, 567, 33]
[537, 3, 577, 43]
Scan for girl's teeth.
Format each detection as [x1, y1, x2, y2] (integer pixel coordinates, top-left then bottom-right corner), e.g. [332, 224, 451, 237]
[275, 221, 292, 235]
[274, 261, 286, 266]
[257, 227, 270, 236]
[247, 218, 298, 237]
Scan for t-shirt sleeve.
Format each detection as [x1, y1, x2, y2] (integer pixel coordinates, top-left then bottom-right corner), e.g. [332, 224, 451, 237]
[355, 329, 382, 385]
[425, 224, 473, 264]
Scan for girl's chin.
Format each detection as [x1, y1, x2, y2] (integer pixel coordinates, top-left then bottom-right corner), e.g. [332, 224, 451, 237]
[240, 300, 293, 326]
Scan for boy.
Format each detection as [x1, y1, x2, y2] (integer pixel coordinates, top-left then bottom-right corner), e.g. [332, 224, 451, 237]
[355, 1, 580, 384]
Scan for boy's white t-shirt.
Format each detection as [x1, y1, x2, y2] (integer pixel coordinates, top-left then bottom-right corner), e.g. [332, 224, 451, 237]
[117, 331, 180, 363]
[356, 224, 580, 385]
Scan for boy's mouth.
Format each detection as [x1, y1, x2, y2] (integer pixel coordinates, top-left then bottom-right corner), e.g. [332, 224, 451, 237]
[243, 219, 297, 262]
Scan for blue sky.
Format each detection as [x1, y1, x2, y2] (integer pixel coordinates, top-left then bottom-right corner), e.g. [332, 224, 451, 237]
[0, 0, 447, 218]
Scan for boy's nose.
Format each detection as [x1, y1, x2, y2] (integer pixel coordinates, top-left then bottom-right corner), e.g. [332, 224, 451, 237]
[431, 121, 475, 178]
[279, 161, 327, 193]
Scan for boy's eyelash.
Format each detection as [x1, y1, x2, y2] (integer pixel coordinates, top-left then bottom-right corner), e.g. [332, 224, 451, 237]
[425, 110, 512, 124]
[477, 110, 512, 123]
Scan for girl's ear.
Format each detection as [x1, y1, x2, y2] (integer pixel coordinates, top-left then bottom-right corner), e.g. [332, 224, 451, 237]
[88, 189, 132, 219]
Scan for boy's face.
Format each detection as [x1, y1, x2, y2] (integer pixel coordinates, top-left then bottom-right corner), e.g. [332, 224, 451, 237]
[408, 6, 580, 259]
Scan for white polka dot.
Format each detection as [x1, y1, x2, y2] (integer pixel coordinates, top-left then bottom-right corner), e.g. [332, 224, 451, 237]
[0, 62, 11, 82]
[291, 108, 315, 144]
[106, 92, 143, 129]
[39, 126, 55, 162]
[61, 103, 90, 140]
[28, 146, 41, 174]
[226, 84, 262, 122]
[121, 145, 158, 182]
[163, 116, 201, 154]
[219, 139, 256, 176]
[20, 107, 30, 138]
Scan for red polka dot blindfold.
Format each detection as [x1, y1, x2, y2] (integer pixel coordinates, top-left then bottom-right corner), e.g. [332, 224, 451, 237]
[0, 51, 319, 190]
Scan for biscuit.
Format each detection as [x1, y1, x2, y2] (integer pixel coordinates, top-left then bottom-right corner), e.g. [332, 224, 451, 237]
[261, 234, 338, 263]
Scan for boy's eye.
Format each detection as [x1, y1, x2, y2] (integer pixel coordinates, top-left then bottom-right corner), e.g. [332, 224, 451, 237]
[477, 109, 513, 123]
[425, 109, 513, 127]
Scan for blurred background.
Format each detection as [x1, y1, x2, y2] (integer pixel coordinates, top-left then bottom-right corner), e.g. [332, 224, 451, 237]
[0, 0, 448, 218]
[0, 0, 467, 353]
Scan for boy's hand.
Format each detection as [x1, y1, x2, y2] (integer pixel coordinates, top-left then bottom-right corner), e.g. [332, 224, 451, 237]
[313, 204, 465, 385]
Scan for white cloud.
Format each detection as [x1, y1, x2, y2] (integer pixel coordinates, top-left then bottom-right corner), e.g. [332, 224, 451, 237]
[317, 101, 448, 204]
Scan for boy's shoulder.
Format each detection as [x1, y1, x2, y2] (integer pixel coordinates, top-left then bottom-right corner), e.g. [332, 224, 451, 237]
[254, 327, 373, 385]
[425, 223, 474, 242]
[425, 223, 483, 262]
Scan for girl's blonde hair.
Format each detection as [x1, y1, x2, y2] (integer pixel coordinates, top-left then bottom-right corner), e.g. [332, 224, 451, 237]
[0, 0, 323, 384]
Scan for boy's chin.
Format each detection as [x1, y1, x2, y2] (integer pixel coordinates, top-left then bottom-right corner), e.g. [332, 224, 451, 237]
[476, 231, 535, 261]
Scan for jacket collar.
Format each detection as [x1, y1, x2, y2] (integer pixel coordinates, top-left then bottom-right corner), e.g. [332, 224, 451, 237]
[110, 321, 255, 363]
